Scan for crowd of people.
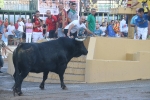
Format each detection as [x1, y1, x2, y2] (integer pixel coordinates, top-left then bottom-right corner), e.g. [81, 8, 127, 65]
[0, 2, 130, 47]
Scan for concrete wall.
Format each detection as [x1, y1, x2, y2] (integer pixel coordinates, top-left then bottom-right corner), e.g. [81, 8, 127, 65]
[85, 37, 150, 83]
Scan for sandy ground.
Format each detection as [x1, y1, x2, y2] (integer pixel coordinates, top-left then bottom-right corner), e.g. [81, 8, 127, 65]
[0, 60, 150, 100]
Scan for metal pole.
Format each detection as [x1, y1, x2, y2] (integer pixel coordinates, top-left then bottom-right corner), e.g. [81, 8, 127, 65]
[79, 0, 82, 16]
[14, 12, 15, 23]
[2, 11, 4, 20]
[8, 12, 10, 23]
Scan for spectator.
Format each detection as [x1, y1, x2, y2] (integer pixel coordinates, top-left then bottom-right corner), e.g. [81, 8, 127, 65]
[106, 20, 116, 37]
[86, 8, 96, 33]
[67, 2, 72, 14]
[130, 8, 139, 39]
[0, 22, 12, 73]
[68, 3, 78, 23]
[21, 17, 27, 24]
[94, 24, 103, 36]
[14, 20, 19, 30]
[7, 22, 15, 36]
[100, 22, 107, 36]
[113, 20, 121, 37]
[7, 22, 15, 45]
[131, 0, 150, 37]
[25, 18, 33, 43]
[85, 4, 90, 12]
[64, 16, 94, 38]
[46, 10, 57, 39]
[0, 17, 2, 24]
[42, 21, 47, 38]
[135, 8, 150, 40]
[120, 17, 128, 37]
[57, 2, 68, 38]
[2, 27, 9, 58]
[4, 18, 9, 28]
[32, 10, 43, 42]
[0, 21, 4, 40]
[17, 17, 25, 42]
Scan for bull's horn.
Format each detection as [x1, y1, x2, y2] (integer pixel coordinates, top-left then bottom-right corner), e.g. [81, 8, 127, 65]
[75, 37, 86, 41]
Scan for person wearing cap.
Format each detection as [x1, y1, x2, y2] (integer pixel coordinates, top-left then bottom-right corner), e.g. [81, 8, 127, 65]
[0, 22, 12, 73]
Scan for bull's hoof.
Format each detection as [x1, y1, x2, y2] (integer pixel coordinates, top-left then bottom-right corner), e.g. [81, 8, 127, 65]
[13, 90, 16, 96]
[13, 87, 17, 96]
[13, 90, 22, 96]
[39, 85, 44, 90]
[61, 86, 68, 90]
[17, 91, 22, 96]
[12, 85, 15, 89]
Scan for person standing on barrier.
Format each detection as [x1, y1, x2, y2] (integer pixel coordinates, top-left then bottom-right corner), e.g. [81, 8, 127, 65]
[32, 10, 43, 42]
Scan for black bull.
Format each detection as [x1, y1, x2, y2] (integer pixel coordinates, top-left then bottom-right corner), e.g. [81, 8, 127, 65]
[12, 37, 88, 96]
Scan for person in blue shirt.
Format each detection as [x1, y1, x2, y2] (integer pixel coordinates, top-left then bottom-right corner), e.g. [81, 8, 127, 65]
[94, 24, 103, 36]
[135, 8, 150, 40]
[106, 20, 116, 37]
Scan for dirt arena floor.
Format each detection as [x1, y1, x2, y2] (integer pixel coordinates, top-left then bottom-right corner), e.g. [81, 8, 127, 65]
[0, 60, 150, 100]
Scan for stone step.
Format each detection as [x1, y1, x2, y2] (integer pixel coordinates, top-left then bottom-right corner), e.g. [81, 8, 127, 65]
[65, 67, 85, 75]
[67, 62, 86, 69]
[70, 56, 86, 62]
[28, 72, 85, 82]
[24, 76, 86, 84]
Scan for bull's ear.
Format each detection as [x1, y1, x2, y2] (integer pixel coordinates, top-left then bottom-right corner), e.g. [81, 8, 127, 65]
[75, 37, 85, 41]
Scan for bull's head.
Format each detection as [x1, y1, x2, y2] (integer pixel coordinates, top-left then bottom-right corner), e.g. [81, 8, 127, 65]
[74, 36, 88, 56]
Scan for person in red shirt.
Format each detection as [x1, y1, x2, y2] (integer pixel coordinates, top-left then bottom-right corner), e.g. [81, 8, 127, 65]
[46, 10, 57, 39]
[32, 10, 43, 42]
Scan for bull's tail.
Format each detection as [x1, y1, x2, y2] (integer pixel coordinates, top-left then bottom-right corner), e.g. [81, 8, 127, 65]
[13, 43, 24, 78]
[14, 43, 23, 72]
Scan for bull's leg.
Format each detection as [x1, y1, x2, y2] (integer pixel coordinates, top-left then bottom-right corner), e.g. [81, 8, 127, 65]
[58, 58, 67, 90]
[58, 67, 67, 90]
[12, 71, 16, 89]
[39, 71, 49, 89]
[14, 70, 29, 96]
[59, 74, 66, 89]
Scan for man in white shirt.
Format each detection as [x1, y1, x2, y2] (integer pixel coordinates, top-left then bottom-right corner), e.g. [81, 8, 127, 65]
[120, 17, 128, 37]
[7, 22, 15, 35]
[17, 18, 24, 42]
[64, 16, 94, 38]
